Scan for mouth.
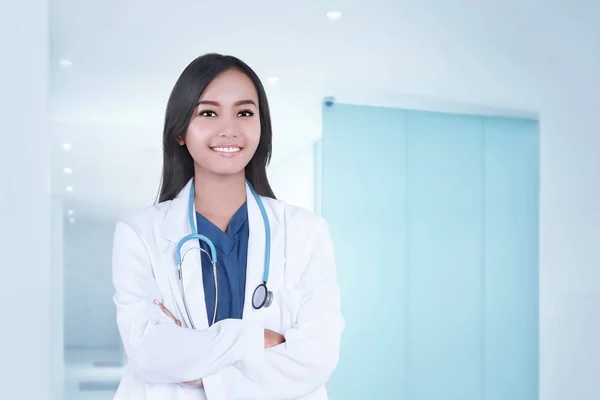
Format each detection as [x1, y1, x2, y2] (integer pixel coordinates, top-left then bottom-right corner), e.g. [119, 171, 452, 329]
[210, 146, 243, 156]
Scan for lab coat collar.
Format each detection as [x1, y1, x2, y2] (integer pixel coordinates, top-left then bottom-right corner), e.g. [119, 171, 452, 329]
[161, 178, 282, 244]
[161, 178, 195, 245]
[160, 177, 284, 328]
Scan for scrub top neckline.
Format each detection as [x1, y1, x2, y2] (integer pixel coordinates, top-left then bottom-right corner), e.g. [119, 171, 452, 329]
[195, 202, 248, 256]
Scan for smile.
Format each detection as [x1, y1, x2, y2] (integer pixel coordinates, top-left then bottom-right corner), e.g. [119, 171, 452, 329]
[211, 146, 242, 155]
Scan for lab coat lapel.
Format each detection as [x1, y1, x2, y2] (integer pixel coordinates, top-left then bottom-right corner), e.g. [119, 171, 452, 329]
[243, 183, 285, 323]
[161, 178, 209, 330]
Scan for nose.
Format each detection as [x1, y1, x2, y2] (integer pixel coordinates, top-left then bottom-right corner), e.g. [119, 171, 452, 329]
[218, 129, 237, 138]
[218, 116, 239, 138]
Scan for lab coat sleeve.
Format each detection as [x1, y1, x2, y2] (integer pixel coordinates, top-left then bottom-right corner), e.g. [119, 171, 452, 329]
[202, 216, 345, 400]
[112, 220, 264, 384]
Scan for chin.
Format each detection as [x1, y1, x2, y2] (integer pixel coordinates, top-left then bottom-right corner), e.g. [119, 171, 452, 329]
[207, 166, 247, 177]
[194, 152, 252, 178]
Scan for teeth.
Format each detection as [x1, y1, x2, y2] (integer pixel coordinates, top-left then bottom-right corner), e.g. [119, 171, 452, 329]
[212, 147, 240, 153]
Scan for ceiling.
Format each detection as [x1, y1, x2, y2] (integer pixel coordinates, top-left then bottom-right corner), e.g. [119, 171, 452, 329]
[48, 0, 600, 222]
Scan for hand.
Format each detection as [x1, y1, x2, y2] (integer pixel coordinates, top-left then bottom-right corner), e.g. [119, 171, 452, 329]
[154, 299, 182, 326]
[264, 329, 286, 348]
[181, 379, 204, 388]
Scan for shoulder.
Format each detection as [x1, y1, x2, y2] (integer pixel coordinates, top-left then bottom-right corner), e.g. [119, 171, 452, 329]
[115, 201, 171, 237]
[261, 197, 331, 242]
[263, 198, 337, 282]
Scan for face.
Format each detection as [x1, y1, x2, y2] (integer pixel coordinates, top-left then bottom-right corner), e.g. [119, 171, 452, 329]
[179, 68, 261, 177]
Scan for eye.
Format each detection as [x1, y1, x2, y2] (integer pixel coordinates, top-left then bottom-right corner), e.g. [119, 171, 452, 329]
[238, 110, 255, 117]
[199, 110, 217, 117]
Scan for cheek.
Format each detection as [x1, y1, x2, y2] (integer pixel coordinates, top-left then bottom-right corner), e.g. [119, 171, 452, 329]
[246, 132, 260, 152]
[244, 122, 261, 150]
[184, 122, 212, 150]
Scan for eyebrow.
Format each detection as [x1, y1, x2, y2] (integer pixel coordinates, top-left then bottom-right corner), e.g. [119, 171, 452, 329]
[196, 99, 257, 107]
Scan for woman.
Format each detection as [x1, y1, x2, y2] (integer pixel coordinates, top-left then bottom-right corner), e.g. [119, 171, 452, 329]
[112, 53, 345, 400]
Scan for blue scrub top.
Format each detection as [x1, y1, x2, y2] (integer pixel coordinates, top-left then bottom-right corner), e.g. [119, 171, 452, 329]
[196, 203, 249, 326]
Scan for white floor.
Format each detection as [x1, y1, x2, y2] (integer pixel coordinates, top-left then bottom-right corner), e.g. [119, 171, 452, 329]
[64, 347, 124, 400]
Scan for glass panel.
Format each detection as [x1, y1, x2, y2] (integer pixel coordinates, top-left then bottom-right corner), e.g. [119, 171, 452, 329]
[320, 103, 539, 399]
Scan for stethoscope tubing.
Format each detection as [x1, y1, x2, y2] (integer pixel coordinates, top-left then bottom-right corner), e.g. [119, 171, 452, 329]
[175, 179, 272, 328]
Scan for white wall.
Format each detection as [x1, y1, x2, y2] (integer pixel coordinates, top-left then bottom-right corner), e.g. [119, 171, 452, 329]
[538, 91, 600, 399]
[51, 196, 65, 399]
[0, 1, 53, 398]
[64, 216, 121, 349]
[268, 141, 317, 213]
[514, 13, 600, 398]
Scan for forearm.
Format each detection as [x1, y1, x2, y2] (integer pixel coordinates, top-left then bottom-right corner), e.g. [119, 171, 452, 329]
[126, 314, 263, 383]
[203, 319, 344, 399]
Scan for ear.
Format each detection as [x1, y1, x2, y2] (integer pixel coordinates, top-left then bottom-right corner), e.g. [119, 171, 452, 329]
[177, 133, 185, 145]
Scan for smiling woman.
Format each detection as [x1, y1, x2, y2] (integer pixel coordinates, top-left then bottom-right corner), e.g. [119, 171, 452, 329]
[111, 53, 345, 400]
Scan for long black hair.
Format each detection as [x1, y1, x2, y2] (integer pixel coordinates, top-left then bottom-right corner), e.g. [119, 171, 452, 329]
[156, 53, 276, 203]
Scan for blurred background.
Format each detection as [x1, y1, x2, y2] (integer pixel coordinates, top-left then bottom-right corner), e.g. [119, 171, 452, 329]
[2, 0, 600, 399]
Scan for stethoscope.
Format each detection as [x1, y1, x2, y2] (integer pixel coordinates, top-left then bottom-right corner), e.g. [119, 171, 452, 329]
[174, 179, 273, 328]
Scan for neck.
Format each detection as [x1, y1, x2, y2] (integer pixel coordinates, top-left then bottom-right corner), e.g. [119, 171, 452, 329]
[193, 169, 247, 231]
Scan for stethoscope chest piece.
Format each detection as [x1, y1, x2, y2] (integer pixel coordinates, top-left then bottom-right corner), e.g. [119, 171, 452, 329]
[252, 282, 273, 309]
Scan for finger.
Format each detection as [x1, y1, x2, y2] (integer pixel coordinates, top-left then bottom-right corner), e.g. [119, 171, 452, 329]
[153, 300, 181, 326]
[153, 300, 173, 318]
[161, 307, 182, 326]
[181, 379, 204, 388]
[153, 299, 169, 315]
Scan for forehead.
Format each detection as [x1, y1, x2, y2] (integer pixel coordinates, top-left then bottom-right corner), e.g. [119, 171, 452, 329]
[200, 69, 258, 102]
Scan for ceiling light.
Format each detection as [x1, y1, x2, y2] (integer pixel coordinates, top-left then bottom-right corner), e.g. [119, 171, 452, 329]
[63, 167, 72, 174]
[326, 10, 342, 20]
[66, 186, 74, 193]
[68, 217, 76, 224]
[60, 59, 73, 67]
[67, 210, 74, 216]
[62, 143, 72, 150]
[267, 76, 279, 84]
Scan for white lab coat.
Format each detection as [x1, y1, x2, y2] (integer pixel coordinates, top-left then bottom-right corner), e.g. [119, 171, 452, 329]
[111, 179, 345, 400]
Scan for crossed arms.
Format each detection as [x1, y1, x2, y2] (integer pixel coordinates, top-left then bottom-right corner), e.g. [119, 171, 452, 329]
[112, 217, 345, 399]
